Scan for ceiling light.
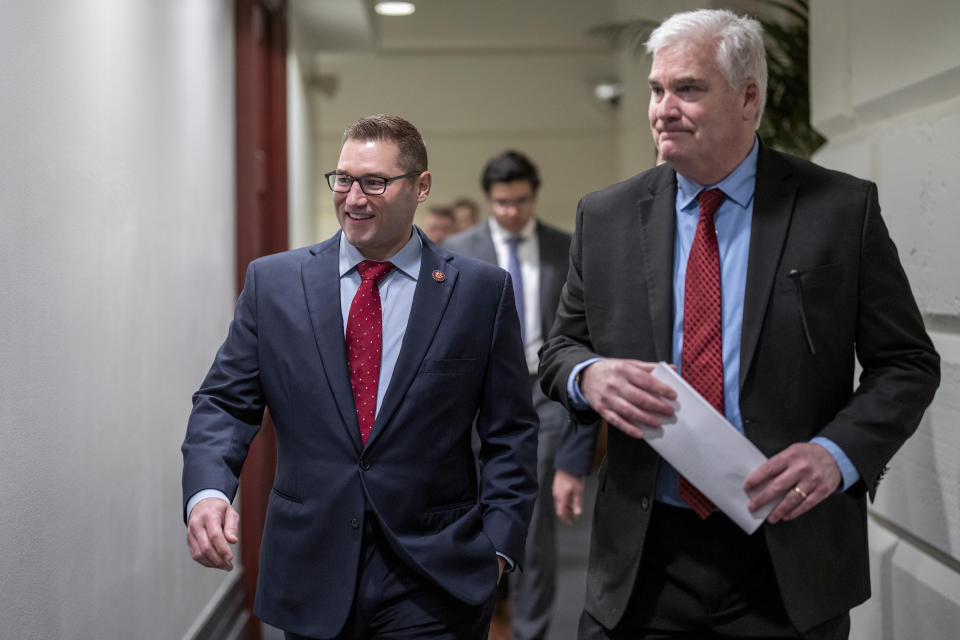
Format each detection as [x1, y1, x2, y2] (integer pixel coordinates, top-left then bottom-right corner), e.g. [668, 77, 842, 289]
[375, 2, 416, 16]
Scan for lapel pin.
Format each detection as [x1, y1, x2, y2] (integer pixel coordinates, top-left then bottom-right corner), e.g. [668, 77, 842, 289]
[432, 270, 446, 283]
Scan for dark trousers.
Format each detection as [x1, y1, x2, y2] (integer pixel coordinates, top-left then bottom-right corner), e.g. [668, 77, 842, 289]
[578, 503, 850, 640]
[507, 377, 567, 640]
[286, 517, 495, 640]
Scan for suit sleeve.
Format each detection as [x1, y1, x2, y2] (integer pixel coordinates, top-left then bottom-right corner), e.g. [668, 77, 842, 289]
[538, 197, 603, 424]
[816, 183, 939, 499]
[181, 262, 266, 522]
[554, 417, 598, 477]
[474, 271, 540, 567]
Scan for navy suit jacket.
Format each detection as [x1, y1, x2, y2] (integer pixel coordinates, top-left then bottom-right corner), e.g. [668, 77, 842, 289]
[539, 144, 939, 632]
[182, 229, 539, 638]
[444, 220, 595, 475]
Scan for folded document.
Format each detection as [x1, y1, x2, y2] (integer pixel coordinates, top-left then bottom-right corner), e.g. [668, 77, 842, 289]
[644, 362, 779, 533]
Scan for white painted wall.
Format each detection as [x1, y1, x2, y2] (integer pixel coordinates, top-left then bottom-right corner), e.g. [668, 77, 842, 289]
[810, 1, 960, 637]
[0, 1, 238, 637]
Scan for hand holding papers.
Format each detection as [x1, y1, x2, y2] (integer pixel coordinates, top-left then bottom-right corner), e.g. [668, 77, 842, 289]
[644, 363, 783, 533]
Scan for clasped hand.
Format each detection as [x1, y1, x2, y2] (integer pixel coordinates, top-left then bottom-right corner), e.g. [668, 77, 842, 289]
[580, 358, 841, 522]
[187, 497, 239, 571]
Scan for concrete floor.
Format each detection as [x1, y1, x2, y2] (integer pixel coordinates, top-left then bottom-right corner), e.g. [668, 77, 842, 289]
[545, 475, 596, 640]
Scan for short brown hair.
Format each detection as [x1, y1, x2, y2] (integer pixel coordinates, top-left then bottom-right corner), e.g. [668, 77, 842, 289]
[342, 114, 428, 173]
[427, 205, 455, 222]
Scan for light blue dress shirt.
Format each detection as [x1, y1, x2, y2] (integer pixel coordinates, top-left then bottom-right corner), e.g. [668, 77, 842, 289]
[339, 232, 421, 417]
[567, 138, 859, 507]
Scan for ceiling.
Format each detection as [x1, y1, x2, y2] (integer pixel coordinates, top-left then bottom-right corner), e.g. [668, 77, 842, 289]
[289, 0, 626, 54]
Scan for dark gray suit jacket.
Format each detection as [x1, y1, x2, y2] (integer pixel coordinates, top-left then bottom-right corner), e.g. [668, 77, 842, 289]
[538, 144, 940, 632]
[445, 220, 595, 475]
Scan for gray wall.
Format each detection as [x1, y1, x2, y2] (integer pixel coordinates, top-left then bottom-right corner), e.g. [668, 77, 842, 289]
[809, 1, 960, 637]
[0, 1, 239, 637]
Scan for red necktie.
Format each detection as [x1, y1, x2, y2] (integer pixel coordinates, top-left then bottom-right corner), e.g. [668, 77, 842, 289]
[678, 188, 726, 518]
[346, 260, 394, 445]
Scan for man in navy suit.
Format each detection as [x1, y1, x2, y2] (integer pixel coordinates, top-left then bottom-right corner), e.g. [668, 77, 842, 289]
[182, 114, 539, 639]
[445, 150, 595, 640]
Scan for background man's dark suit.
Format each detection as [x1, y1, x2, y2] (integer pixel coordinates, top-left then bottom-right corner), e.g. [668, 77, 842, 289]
[539, 144, 940, 632]
[183, 228, 539, 638]
[445, 219, 594, 637]
[444, 219, 595, 470]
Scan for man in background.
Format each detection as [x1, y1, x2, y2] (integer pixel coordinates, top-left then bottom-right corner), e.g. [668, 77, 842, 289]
[421, 204, 456, 244]
[539, 9, 939, 639]
[446, 150, 595, 640]
[452, 197, 480, 233]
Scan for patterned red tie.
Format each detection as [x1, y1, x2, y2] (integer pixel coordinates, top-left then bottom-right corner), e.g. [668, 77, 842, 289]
[346, 260, 394, 445]
[678, 188, 726, 518]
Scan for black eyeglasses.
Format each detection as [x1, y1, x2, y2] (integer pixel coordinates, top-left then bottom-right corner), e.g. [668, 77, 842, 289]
[324, 171, 421, 195]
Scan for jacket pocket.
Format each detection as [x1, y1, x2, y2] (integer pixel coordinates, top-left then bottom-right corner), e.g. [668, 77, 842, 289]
[777, 263, 844, 292]
[271, 487, 303, 504]
[421, 358, 477, 375]
[783, 263, 844, 356]
[420, 500, 476, 529]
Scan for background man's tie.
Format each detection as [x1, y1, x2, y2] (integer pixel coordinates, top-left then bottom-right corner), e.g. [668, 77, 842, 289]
[506, 235, 526, 343]
[679, 188, 726, 518]
[346, 260, 393, 445]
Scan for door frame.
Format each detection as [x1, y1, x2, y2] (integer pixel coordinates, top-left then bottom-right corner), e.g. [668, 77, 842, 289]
[234, 1, 287, 637]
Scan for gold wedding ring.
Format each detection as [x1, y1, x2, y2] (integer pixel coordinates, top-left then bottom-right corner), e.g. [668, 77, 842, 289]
[793, 486, 808, 499]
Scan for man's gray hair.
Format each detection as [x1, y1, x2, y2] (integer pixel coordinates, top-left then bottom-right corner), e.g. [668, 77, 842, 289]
[646, 9, 767, 128]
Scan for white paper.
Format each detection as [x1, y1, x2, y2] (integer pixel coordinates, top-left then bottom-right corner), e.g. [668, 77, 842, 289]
[644, 362, 780, 533]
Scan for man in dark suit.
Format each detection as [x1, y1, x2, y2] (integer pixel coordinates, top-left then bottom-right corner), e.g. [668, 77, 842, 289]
[538, 9, 939, 639]
[182, 114, 539, 640]
[445, 151, 594, 640]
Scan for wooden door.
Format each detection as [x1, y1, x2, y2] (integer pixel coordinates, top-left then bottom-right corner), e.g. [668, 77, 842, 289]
[234, 1, 287, 637]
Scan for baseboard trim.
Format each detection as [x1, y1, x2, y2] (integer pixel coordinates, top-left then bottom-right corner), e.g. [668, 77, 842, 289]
[868, 511, 960, 574]
[182, 570, 247, 640]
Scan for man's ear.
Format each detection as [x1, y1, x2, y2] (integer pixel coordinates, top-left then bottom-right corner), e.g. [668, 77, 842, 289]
[416, 171, 432, 203]
[743, 78, 760, 122]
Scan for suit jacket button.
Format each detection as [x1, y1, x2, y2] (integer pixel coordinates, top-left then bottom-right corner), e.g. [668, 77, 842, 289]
[640, 496, 650, 511]
[350, 518, 360, 529]
[360, 459, 371, 471]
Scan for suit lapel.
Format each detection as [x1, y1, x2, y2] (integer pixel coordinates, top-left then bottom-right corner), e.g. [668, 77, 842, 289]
[638, 168, 679, 363]
[365, 232, 459, 449]
[536, 222, 565, 340]
[475, 225, 499, 264]
[740, 146, 797, 388]
[302, 233, 363, 452]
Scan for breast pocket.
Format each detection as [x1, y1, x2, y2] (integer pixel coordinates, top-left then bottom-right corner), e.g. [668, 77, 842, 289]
[420, 358, 478, 376]
[779, 263, 846, 356]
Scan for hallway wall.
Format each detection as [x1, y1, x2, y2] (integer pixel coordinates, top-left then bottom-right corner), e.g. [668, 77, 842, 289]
[809, 1, 960, 637]
[287, 15, 317, 251]
[308, 50, 620, 239]
[0, 1, 239, 637]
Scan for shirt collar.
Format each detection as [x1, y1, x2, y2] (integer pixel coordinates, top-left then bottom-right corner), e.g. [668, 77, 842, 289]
[488, 216, 537, 244]
[338, 229, 422, 280]
[676, 136, 759, 212]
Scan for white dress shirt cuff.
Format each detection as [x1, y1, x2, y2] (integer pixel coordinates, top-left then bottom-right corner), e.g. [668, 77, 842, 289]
[186, 489, 231, 520]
